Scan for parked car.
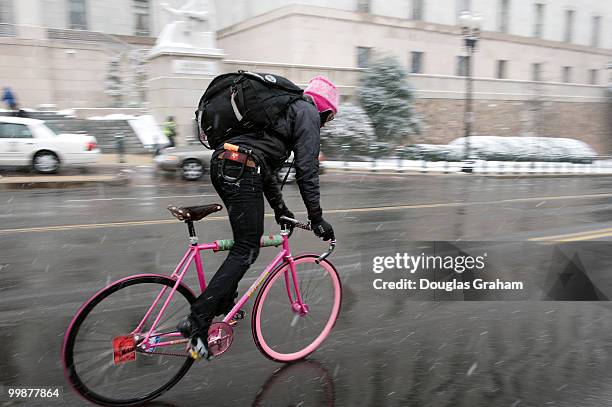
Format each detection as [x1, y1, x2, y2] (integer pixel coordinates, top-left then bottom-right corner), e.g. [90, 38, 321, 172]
[155, 146, 214, 181]
[0, 117, 99, 173]
[276, 152, 326, 184]
[156, 147, 325, 182]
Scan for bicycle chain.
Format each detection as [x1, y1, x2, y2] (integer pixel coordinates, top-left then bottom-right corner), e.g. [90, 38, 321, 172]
[137, 349, 190, 358]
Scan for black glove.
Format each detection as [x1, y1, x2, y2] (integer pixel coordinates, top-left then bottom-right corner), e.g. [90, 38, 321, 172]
[274, 205, 295, 230]
[311, 218, 335, 241]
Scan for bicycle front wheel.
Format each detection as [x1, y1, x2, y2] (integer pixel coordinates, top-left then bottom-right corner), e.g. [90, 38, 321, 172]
[62, 275, 195, 406]
[252, 255, 342, 362]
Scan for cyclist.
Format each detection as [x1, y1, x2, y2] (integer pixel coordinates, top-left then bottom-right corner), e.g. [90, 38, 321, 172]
[179, 75, 338, 359]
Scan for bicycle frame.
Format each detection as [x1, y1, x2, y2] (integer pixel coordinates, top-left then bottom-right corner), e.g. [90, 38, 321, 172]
[134, 232, 299, 351]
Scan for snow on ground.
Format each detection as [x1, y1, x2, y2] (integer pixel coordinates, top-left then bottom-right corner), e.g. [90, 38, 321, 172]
[403, 136, 597, 164]
[322, 159, 612, 174]
[57, 109, 76, 117]
[88, 113, 138, 120]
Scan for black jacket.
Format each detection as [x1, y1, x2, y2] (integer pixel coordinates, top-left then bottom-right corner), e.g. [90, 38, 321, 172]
[215, 98, 323, 222]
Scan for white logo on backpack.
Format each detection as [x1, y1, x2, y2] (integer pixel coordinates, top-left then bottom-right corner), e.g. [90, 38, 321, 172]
[264, 74, 277, 83]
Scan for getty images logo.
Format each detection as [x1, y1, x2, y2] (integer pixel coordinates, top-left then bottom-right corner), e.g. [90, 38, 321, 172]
[372, 252, 487, 274]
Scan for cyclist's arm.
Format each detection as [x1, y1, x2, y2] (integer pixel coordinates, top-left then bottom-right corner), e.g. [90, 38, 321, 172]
[291, 103, 323, 222]
[262, 169, 286, 212]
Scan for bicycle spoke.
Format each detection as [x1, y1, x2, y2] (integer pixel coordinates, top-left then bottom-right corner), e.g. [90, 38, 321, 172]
[73, 337, 112, 343]
[157, 303, 187, 330]
[74, 348, 114, 372]
[72, 345, 112, 354]
[77, 354, 114, 384]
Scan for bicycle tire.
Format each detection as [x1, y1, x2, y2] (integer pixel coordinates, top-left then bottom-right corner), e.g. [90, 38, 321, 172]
[251, 255, 342, 362]
[62, 274, 196, 406]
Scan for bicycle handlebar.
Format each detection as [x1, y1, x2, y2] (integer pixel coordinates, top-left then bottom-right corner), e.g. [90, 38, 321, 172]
[315, 240, 336, 264]
[280, 216, 336, 263]
[280, 216, 311, 231]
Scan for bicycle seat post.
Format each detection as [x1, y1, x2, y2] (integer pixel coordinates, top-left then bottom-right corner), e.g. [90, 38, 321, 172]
[186, 220, 198, 245]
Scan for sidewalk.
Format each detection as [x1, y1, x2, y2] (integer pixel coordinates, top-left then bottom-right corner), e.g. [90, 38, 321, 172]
[0, 154, 149, 189]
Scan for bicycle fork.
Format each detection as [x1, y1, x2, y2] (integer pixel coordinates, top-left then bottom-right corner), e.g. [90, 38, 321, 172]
[285, 258, 308, 316]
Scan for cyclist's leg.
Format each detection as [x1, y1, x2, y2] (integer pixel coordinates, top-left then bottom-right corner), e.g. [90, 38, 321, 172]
[187, 159, 264, 344]
[216, 286, 238, 316]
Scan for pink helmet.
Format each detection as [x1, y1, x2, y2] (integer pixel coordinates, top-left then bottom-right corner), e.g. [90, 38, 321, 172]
[304, 76, 339, 114]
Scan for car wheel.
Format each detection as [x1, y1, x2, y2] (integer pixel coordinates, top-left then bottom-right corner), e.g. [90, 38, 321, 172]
[181, 159, 204, 181]
[33, 151, 60, 174]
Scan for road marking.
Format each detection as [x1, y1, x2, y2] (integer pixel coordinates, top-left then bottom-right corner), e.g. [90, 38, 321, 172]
[2, 192, 612, 235]
[65, 194, 217, 202]
[530, 227, 612, 242]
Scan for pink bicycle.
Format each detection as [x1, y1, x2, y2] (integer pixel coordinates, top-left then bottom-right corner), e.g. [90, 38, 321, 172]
[61, 203, 341, 406]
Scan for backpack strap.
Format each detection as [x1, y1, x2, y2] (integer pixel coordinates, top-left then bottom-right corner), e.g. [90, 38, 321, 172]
[230, 90, 243, 121]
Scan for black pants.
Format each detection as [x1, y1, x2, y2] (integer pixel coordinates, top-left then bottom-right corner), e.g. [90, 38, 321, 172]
[190, 157, 264, 334]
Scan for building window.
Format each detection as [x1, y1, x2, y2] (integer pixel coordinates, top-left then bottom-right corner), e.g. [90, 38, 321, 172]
[589, 69, 598, 85]
[496, 60, 507, 79]
[412, 0, 424, 20]
[356, 0, 370, 13]
[564, 10, 574, 43]
[0, 0, 14, 24]
[562, 66, 572, 83]
[68, 0, 87, 30]
[498, 0, 510, 33]
[134, 0, 150, 36]
[410, 51, 423, 73]
[456, 0, 471, 21]
[532, 63, 542, 81]
[456, 56, 468, 76]
[591, 16, 601, 47]
[357, 47, 371, 68]
[533, 3, 544, 38]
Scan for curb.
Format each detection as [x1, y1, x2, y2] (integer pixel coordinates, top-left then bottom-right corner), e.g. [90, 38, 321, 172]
[0, 171, 131, 190]
[480, 173, 612, 179]
[324, 169, 612, 179]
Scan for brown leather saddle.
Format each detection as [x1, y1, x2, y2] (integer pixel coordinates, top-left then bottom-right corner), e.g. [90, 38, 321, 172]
[167, 204, 223, 222]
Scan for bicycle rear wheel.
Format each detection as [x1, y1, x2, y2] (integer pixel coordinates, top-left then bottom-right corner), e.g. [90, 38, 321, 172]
[62, 275, 195, 406]
[252, 255, 342, 362]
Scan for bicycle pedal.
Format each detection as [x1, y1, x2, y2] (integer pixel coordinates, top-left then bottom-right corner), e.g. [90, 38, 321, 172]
[189, 348, 212, 361]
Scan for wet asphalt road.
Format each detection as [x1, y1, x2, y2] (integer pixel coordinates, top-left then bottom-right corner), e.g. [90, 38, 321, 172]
[1, 169, 612, 407]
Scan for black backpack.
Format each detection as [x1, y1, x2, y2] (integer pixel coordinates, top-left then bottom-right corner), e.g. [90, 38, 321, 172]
[195, 71, 304, 150]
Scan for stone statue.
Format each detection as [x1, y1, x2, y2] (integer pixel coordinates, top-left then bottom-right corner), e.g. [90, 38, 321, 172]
[152, 0, 221, 54]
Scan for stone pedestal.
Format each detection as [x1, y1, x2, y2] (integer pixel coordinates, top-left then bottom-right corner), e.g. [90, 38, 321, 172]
[147, 46, 224, 146]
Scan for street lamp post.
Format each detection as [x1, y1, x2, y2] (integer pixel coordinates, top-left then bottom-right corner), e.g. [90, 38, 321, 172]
[459, 12, 482, 173]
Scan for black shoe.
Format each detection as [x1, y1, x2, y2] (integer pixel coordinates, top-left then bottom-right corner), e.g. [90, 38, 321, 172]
[177, 315, 197, 338]
[188, 336, 210, 360]
[177, 316, 210, 360]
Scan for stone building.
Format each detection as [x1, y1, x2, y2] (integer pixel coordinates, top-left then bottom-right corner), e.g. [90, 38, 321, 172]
[0, 0, 610, 151]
